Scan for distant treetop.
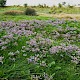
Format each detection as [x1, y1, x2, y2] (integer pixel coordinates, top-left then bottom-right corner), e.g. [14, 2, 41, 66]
[0, 0, 6, 7]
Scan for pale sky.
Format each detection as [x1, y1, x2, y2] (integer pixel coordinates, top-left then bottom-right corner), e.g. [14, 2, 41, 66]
[6, 0, 80, 6]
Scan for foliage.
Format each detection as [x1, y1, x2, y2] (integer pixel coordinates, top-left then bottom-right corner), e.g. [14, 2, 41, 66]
[68, 5, 74, 8]
[0, 0, 6, 7]
[24, 7, 37, 16]
[49, 6, 80, 14]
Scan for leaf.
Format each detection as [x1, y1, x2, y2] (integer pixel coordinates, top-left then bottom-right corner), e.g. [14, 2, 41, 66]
[55, 66, 61, 70]
[50, 73, 55, 79]
[48, 61, 55, 67]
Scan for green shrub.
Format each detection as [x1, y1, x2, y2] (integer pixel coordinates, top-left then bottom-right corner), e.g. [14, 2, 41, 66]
[24, 8, 37, 16]
[4, 10, 23, 15]
[68, 5, 74, 8]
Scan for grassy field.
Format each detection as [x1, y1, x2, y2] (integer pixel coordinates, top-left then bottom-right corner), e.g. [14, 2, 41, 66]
[0, 6, 80, 21]
[0, 6, 80, 80]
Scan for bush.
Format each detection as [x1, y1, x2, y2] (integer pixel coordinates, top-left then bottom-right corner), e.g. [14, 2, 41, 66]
[24, 8, 37, 16]
[4, 10, 23, 15]
[68, 5, 74, 8]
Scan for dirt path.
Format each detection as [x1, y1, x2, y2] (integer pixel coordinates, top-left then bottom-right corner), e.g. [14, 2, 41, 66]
[39, 13, 80, 20]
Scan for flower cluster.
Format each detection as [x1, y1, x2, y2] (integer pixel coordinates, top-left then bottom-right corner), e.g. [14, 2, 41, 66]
[26, 36, 53, 54]
[49, 44, 79, 54]
[49, 44, 80, 64]
[50, 26, 80, 43]
[0, 20, 80, 65]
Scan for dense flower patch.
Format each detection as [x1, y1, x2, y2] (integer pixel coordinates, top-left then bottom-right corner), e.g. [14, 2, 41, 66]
[0, 20, 80, 79]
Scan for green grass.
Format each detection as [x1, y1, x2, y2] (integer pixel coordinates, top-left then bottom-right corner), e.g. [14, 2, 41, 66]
[0, 14, 54, 21]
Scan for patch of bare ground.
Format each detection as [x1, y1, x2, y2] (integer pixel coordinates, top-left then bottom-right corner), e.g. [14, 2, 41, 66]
[39, 13, 80, 20]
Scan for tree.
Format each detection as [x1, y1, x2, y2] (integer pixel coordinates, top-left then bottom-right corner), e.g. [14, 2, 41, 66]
[0, 0, 6, 7]
[58, 3, 62, 8]
[62, 2, 66, 6]
[24, 3, 28, 8]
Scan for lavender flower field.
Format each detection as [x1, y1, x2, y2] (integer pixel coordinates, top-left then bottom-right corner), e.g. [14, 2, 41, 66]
[0, 19, 80, 80]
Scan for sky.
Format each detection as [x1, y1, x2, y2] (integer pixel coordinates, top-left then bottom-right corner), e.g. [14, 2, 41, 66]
[6, 0, 80, 6]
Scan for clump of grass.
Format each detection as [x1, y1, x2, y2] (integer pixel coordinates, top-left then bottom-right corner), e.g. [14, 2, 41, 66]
[24, 7, 37, 16]
[4, 10, 24, 15]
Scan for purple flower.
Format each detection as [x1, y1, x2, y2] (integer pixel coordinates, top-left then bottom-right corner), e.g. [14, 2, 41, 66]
[29, 39, 37, 47]
[49, 46, 60, 54]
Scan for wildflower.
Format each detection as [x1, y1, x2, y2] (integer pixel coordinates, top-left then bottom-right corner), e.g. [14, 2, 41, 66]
[25, 30, 33, 36]
[1, 46, 7, 50]
[78, 34, 80, 38]
[13, 42, 18, 46]
[66, 45, 78, 52]
[9, 57, 16, 62]
[21, 50, 26, 53]
[15, 50, 20, 54]
[22, 46, 26, 49]
[0, 56, 4, 64]
[49, 46, 60, 54]
[8, 52, 14, 56]
[40, 61, 46, 66]
[23, 54, 27, 56]
[29, 39, 37, 47]
[71, 56, 79, 64]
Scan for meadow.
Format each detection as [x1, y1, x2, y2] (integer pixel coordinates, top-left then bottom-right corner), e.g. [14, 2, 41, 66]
[0, 6, 80, 21]
[0, 6, 80, 80]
